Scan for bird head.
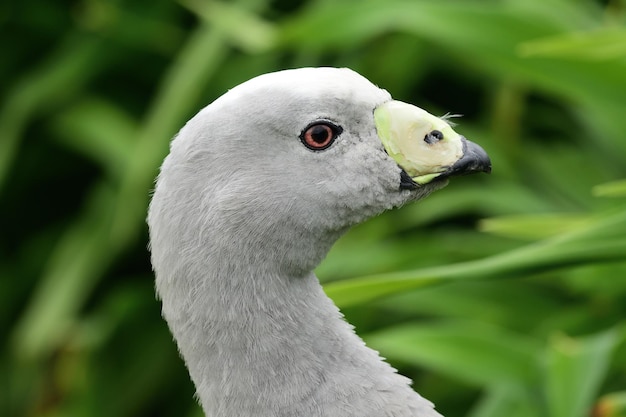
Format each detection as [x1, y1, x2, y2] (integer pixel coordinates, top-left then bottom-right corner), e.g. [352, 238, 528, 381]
[150, 67, 490, 275]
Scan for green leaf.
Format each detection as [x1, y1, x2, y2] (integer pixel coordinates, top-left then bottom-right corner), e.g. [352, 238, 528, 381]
[518, 28, 626, 61]
[468, 384, 540, 417]
[479, 214, 592, 240]
[324, 273, 441, 307]
[181, 0, 277, 53]
[544, 328, 623, 417]
[10, 184, 116, 360]
[379, 281, 559, 331]
[364, 321, 541, 386]
[50, 97, 137, 177]
[0, 35, 108, 191]
[593, 179, 626, 198]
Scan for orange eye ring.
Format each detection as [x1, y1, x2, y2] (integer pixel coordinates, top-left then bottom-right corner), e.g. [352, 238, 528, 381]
[300, 121, 342, 151]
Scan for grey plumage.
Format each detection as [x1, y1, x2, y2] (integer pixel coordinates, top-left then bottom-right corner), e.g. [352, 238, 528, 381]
[148, 67, 484, 416]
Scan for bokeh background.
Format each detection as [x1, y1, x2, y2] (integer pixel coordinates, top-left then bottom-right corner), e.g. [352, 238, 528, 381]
[2, 0, 626, 416]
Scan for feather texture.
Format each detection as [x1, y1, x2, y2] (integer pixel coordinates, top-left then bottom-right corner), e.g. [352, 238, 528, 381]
[148, 68, 444, 416]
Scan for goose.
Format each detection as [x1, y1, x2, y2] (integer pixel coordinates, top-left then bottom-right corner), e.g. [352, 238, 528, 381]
[147, 67, 491, 417]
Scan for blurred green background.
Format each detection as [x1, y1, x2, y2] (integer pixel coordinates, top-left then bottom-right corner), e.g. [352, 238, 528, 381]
[2, 0, 626, 416]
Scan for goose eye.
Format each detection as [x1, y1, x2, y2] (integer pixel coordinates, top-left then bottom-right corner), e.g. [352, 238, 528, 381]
[300, 122, 342, 151]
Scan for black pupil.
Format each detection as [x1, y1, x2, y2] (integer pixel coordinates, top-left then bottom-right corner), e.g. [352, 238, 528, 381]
[432, 130, 443, 140]
[311, 125, 330, 143]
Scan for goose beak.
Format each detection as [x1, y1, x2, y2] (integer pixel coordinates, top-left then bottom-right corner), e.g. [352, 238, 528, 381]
[443, 136, 492, 177]
[374, 100, 491, 188]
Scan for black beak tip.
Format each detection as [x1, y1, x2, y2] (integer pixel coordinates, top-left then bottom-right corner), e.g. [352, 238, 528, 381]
[444, 137, 492, 177]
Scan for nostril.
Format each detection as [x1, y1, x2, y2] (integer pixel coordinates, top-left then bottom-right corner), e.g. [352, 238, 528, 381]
[424, 130, 444, 144]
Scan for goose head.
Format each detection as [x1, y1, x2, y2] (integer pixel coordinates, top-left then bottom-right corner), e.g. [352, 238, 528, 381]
[150, 67, 490, 278]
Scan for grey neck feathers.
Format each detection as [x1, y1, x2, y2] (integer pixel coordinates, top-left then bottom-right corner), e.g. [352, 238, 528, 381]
[154, 222, 440, 416]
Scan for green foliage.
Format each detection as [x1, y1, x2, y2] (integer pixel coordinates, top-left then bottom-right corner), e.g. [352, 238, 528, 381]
[2, 0, 625, 416]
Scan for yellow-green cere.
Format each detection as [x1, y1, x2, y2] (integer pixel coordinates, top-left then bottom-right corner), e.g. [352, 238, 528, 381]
[374, 100, 464, 185]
